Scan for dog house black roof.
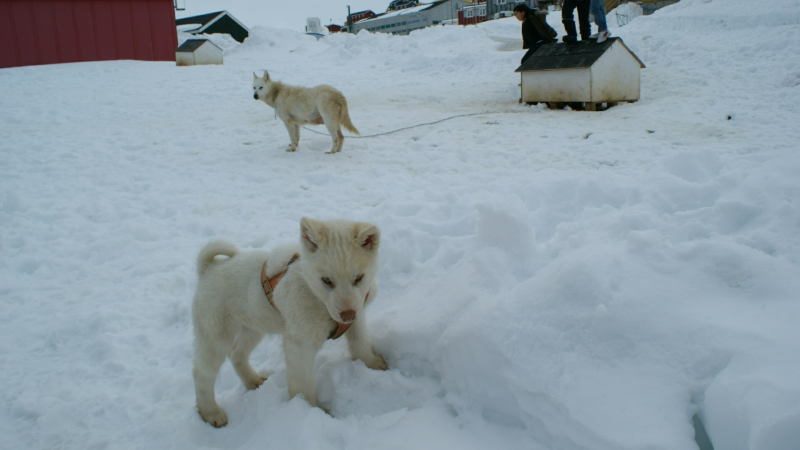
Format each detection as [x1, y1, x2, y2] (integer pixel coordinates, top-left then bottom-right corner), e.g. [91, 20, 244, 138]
[515, 38, 645, 72]
[176, 10, 250, 43]
[175, 39, 214, 53]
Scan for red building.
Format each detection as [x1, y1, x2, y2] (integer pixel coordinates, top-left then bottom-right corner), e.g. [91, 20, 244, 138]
[458, 1, 487, 25]
[348, 10, 375, 23]
[0, 0, 178, 69]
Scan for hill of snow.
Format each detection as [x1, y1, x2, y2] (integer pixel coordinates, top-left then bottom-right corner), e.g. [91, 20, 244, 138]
[2, 1, 800, 449]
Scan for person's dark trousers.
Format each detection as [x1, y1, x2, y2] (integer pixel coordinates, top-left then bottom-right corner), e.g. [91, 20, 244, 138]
[562, 0, 591, 40]
[521, 42, 542, 64]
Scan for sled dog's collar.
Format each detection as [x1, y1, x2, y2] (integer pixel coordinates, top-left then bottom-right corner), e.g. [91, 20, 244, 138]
[260, 254, 359, 340]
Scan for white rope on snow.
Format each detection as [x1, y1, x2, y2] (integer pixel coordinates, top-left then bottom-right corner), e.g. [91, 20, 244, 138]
[300, 110, 530, 139]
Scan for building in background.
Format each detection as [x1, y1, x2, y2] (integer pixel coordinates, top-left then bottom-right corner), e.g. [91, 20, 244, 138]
[326, 23, 344, 33]
[0, 0, 178, 69]
[459, 0, 539, 25]
[459, 1, 487, 25]
[388, 0, 420, 11]
[175, 10, 249, 43]
[349, 10, 377, 23]
[352, 0, 470, 35]
[175, 39, 223, 66]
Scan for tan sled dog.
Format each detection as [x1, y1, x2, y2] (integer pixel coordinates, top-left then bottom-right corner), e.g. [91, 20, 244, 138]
[253, 71, 360, 154]
[192, 218, 386, 427]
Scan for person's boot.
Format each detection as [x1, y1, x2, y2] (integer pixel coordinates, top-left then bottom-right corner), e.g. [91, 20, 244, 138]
[563, 35, 578, 44]
[562, 19, 577, 37]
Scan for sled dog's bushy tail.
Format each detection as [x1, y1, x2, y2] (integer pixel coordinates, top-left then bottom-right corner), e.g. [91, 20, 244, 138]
[197, 240, 238, 276]
[340, 98, 360, 136]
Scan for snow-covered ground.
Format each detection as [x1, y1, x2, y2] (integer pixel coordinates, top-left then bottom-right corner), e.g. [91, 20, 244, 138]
[2, 0, 800, 449]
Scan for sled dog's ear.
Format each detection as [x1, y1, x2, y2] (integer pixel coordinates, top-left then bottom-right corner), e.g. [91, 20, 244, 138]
[355, 223, 380, 251]
[263, 71, 270, 81]
[253, 72, 258, 79]
[300, 217, 325, 253]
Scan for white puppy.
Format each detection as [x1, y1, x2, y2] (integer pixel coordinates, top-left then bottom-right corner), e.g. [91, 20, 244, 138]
[253, 71, 360, 154]
[192, 218, 386, 427]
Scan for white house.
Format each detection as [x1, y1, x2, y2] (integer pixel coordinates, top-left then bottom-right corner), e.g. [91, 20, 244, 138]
[175, 39, 223, 66]
[515, 38, 645, 110]
[352, 0, 470, 35]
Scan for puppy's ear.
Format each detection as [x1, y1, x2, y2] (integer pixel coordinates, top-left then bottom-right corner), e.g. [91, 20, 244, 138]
[263, 71, 270, 81]
[253, 72, 258, 80]
[355, 223, 380, 251]
[300, 217, 324, 253]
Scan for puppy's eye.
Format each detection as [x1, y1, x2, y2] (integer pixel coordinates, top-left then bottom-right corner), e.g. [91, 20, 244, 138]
[353, 274, 364, 286]
[321, 277, 334, 288]
[259, 87, 263, 90]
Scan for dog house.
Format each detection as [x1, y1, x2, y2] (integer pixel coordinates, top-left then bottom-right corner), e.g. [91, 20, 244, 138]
[515, 37, 645, 111]
[175, 39, 222, 66]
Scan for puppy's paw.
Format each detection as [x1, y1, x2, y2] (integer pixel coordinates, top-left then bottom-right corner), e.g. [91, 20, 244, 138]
[364, 354, 388, 371]
[286, 146, 297, 152]
[199, 407, 228, 428]
[243, 374, 268, 390]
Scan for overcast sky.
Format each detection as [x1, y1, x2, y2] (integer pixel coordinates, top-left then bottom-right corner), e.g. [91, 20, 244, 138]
[175, 0, 399, 32]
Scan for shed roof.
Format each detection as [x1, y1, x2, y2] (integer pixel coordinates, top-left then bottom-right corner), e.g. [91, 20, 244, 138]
[175, 10, 249, 33]
[175, 39, 221, 53]
[515, 38, 645, 72]
[176, 11, 223, 27]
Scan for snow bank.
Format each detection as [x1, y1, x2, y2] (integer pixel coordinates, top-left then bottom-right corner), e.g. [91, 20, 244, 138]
[2, 0, 800, 449]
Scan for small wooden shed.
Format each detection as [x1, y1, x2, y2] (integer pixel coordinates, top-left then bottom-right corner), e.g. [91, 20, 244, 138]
[175, 39, 222, 66]
[515, 38, 645, 111]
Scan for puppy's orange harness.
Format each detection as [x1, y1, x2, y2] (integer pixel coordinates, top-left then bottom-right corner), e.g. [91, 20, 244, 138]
[261, 254, 353, 340]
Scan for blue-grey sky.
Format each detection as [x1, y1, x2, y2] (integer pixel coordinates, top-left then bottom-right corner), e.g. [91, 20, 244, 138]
[176, 0, 400, 32]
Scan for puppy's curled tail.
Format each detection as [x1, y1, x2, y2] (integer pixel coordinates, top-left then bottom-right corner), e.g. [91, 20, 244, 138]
[340, 99, 360, 136]
[197, 240, 237, 276]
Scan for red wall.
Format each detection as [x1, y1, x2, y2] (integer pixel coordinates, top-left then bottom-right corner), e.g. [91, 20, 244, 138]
[458, 10, 487, 26]
[0, 0, 178, 69]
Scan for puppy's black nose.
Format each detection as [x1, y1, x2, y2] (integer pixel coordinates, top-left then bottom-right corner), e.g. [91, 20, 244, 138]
[253, 93, 258, 100]
[339, 310, 356, 323]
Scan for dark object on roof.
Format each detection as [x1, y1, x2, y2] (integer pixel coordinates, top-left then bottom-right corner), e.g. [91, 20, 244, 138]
[515, 37, 645, 72]
[176, 10, 249, 43]
[175, 39, 209, 52]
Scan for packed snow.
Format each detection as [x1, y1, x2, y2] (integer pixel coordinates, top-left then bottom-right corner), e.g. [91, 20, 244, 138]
[2, 0, 800, 449]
